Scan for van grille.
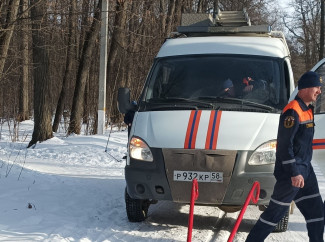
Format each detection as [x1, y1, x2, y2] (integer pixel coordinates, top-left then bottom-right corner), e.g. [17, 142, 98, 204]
[162, 149, 237, 204]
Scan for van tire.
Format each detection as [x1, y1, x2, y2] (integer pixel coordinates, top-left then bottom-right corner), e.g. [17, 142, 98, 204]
[125, 187, 150, 222]
[273, 209, 289, 232]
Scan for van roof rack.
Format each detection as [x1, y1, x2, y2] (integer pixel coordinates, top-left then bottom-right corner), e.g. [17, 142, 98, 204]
[175, 9, 271, 36]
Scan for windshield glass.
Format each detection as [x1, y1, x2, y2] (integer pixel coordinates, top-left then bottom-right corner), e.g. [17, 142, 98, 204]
[142, 55, 287, 112]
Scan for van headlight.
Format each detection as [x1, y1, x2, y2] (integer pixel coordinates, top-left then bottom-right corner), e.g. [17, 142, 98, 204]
[129, 137, 153, 162]
[248, 140, 277, 165]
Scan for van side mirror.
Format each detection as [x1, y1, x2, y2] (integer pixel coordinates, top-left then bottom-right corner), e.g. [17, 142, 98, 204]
[117, 88, 135, 114]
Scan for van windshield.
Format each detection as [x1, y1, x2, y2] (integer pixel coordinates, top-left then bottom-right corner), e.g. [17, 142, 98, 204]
[142, 55, 287, 112]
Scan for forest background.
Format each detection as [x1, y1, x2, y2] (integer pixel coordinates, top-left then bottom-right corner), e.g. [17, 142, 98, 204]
[0, 0, 324, 147]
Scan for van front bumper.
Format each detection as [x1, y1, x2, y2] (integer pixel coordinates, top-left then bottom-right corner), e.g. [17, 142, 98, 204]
[125, 148, 275, 206]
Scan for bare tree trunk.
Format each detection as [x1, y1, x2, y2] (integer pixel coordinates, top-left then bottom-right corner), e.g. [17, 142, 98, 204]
[107, 0, 128, 81]
[197, 0, 209, 13]
[165, 0, 176, 36]
[0, 2, 4, 14]
[197, 0, 203, 13]
[82, 72, 89, 125]
[125, 1, 137, 88]
[68, 0, 101, 135]
[0, 0, 20, 81]
[160, 0, 167, 34]
[174, 0, 183, 27]
[320, 0, 324, 60]
[214, 0, 218, 13]
[53, 0, 77, 132]
[300, 2, 312, 69]
[28, 0, 53, 147]
[18, 0, 30, 121]
[106, 0, 128, 123]
[83, 80, 90, 133]
[79, 0, 91, 60]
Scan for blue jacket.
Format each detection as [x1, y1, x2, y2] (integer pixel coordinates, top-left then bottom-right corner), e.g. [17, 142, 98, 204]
[274, 96, 315, 180]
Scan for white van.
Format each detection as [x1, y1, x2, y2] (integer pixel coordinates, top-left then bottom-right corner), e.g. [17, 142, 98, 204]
[118, 11, 325, 231]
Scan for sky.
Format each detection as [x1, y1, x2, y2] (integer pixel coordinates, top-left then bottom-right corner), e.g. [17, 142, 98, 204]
[0, 120, 324, 241]
[278, 0, 293, 11]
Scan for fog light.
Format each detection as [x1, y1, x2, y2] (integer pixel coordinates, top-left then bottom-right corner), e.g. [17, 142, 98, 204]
[155, 186, 164, 194]
[259, 189, 267, 199]
[136, 184, 145, 194]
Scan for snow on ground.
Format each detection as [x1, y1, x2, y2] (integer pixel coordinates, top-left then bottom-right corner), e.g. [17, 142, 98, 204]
[0, 120, 324, 241]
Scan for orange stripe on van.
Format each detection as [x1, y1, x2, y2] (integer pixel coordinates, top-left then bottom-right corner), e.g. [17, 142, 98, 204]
[313, 139, 325, 150]
[205, 111, 222, 149]
[184, 110, 202, 149]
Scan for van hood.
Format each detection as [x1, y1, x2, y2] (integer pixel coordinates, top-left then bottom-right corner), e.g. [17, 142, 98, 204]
[132, 110, 280, 151]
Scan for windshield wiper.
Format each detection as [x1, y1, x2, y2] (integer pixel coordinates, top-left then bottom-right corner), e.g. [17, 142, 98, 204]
[144, 104, 199, 111]
[148, 97, 219, 109]
[196, 96, 275, 112]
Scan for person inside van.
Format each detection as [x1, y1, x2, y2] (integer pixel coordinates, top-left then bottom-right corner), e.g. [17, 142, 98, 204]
[221, 78, 254, 98]
[242, 76, 267, 92]
[242, 76, 269, 102]
[242, 76, 255, 93]
[222, 78, 236, 97]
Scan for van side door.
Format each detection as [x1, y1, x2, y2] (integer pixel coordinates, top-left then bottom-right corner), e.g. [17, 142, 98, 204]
[311, 59, 325, 172]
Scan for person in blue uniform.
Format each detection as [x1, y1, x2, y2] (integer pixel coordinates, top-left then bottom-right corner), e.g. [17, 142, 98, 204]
[246, 71, 324, 242]
[124, 101, 137, 137]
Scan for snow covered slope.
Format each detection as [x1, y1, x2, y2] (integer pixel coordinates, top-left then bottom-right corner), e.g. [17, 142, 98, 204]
[0, 120, 323, 241]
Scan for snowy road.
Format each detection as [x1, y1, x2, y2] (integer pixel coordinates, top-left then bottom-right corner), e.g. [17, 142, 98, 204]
[0, 121, 324, 241]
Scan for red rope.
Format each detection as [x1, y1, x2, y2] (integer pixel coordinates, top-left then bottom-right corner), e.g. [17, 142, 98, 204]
[228, 181, 260, 242]
[187, 178, 199, 242]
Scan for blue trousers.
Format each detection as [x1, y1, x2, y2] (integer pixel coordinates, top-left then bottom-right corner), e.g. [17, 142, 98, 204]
[246, 170, 324, 242]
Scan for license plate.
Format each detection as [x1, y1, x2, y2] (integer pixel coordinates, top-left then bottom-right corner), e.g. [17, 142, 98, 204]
[173, 170, 223, 183]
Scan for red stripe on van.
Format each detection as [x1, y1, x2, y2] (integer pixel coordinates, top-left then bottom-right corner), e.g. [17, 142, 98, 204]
[212, 111, 222, 149]
[205, 111, 222, 149]
[205, 111, 215, 149]
[184, 110, 202, 149]
[313, 139, 325, 150]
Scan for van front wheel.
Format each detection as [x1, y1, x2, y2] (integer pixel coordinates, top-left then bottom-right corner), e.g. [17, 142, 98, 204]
[125, 187, 150, 222]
